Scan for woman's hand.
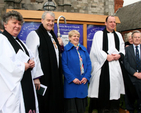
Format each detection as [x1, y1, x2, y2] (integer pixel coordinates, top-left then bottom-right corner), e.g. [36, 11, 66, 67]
[73, 78, 81, 84]
[28, 59, 35, 69]
[81, 77, 87, 84]
[25, 63, 30, 71]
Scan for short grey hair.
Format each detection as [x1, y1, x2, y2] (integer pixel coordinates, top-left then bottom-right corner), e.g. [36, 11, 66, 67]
[132, 30, 141, 38]
[41, 11, 55, 20]
[3, 10, 24, 25]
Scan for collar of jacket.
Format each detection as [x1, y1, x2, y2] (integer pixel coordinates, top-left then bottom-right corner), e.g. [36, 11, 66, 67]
[65, 41, 86, 52]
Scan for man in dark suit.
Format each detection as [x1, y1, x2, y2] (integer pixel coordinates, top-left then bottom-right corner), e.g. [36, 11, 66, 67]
[124, 30, 141, 113]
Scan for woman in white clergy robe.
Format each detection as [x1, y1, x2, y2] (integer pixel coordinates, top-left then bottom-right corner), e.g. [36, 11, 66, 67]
[0, 10, 43, 113]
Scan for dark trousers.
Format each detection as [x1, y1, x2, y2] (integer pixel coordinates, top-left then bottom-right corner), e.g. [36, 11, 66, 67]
[89, 98, 119, 113]
[125, 82, 141, 113]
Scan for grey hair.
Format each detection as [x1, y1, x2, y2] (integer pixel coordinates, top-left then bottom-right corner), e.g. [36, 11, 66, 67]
[41, 11, 55, 20]
[3, 10, 24, 25]
[131, 30, 141, 38]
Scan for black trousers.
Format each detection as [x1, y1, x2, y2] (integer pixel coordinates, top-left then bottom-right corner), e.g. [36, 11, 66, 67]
[64, 98, 87, 113]
[125, 82, 141, 113]
[89, 98, 119, 113]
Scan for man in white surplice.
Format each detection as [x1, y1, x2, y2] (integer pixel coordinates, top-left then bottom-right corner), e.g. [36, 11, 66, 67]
[88, 16, 125, 113]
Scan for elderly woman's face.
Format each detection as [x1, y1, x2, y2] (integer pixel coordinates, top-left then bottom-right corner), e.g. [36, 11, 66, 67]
[69, 33, 80, 46]
[4, 18, 22, 37]
[128, 36, 133, 44]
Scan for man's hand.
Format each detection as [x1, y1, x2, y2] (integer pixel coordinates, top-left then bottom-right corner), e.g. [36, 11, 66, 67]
[107, 54, 115, 62]
[112, 54, 121, 60]
[57, 37, 63, 46]
[134, 72, 141, 79]
[34, 79, 40, 90]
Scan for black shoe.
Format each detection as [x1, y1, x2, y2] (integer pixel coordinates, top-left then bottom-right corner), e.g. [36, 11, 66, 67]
[98, 109, 110, 113]
[110, 109, 119, 113]
[128, 110, 134, 113]
[103, 109, 110, 113]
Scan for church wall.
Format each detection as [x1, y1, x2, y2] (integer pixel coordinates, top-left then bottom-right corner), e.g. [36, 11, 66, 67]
[0, 0, 115, 19]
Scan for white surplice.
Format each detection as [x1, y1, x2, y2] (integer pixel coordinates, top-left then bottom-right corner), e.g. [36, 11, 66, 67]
[26, 31, 59, 68]
[88, 31, 125, 100]
[0, 34, 43, 113]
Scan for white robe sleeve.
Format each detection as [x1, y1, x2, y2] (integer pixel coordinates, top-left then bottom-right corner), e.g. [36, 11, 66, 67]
[26, 31, 43, 79]
[116, 31, 125, 55]
[90, 31, 107, 77]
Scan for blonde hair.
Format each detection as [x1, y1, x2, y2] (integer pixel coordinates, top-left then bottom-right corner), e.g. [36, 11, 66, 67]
[125, 32, 132, 42]
[131, 30, 141, 38]
[68, 30, 80, 38]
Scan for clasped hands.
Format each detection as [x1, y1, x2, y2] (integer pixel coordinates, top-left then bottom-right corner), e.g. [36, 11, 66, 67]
[73, 78, 87, 85]
[25, 59, 35, 71]
[107, 54, 121, 62]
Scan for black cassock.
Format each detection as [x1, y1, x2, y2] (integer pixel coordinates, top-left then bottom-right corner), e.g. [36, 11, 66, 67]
[36, 24, 64, 113]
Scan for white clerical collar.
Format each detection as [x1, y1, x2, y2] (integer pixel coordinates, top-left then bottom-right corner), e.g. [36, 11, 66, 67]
[13, 36, 16, 40]
[47, 31, 52, 38]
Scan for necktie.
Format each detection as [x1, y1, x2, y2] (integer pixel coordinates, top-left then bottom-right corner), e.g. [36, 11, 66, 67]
[136, 46, 140, 72]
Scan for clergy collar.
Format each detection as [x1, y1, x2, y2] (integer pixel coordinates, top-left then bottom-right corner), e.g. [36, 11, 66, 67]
[47, 31, 52, 38]
[13, 36, 16, 40]
[47, 30, 51, 33]
[105, 28, 115, 33]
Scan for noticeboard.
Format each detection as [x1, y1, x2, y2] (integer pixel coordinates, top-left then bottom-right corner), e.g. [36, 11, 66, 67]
[87, 25, 105, 53]
[18, 22, 106, 54]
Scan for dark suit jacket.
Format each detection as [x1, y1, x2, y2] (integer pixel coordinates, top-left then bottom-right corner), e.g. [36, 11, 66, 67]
[124, 44, 141, 87]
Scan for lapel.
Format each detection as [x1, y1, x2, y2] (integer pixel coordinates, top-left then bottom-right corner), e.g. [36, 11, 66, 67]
[139, 44, 141, 69]
[129, 45, 136, 62]
[139, 44, 141, 60]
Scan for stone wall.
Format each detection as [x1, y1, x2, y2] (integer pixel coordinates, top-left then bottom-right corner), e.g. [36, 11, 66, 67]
[55, 0, 114, 15]
[0, 0, 115, 19]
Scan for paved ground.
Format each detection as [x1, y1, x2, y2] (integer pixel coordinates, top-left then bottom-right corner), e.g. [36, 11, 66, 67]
[85, 108, 127, 113]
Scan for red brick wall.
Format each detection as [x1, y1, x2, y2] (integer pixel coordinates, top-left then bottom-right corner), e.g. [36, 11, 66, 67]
[114, 0, 124, 12]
